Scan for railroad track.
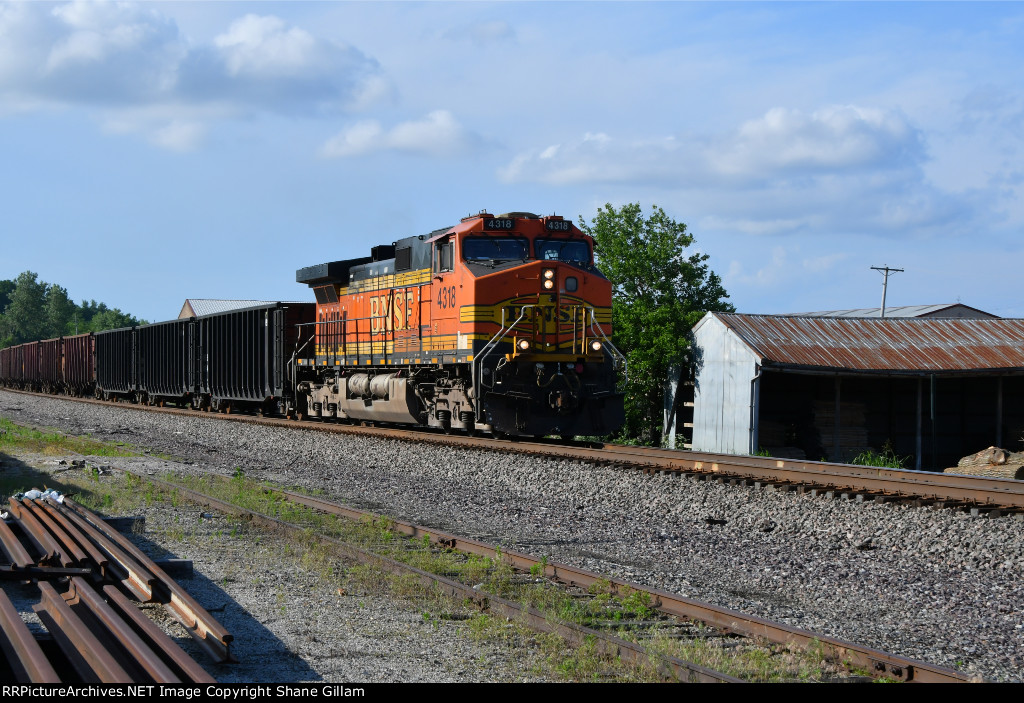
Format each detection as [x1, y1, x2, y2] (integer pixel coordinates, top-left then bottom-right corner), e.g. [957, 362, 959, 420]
[130, 469, 970, 682]
[4, 387, 1023, 515]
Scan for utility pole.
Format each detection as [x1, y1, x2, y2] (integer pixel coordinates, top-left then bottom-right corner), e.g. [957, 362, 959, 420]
[870, 265, 904, 318]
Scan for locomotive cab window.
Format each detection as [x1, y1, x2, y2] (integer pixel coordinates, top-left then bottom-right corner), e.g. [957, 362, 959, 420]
[435, 238, 454, 274]
[462, 237, 529, 262]
[536, 239, 591, 265]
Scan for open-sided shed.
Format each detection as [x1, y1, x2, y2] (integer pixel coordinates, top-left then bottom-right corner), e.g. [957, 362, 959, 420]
[691, 313, 1024, 469]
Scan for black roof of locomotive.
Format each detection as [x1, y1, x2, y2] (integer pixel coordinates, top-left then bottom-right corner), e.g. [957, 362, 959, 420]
[296, 257, 373, 286]
[300, 226, 450, 288]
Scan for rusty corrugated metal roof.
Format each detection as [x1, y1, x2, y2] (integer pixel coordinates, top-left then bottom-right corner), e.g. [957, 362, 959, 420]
[784, 303, 997, 319]
[709, 313, 1024, 374]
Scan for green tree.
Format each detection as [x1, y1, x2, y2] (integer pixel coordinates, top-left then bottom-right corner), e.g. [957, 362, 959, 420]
[0, 279, 14, 313]
[45, 283, 76, 338]
[0, 271, 48, 346]
[86, 307, 146, 332]
[0, 273, 148, 347]
[580, 203, 733, 446]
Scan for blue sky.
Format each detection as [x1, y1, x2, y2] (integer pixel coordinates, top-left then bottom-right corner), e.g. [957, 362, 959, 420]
[1, 1, 1022, 322]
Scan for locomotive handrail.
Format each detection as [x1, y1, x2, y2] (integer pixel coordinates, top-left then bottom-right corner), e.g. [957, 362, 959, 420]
[472, 304, 536, 419]
[290, 333, 315, 413]
[587, 307, 628, 385]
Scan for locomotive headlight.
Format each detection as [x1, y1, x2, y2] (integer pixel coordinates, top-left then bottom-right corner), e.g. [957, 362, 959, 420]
[590, 340, 603, 352]
[543, 269, 555, 279]
[542, 279, 555, 290]
[517, 339, 531, 351]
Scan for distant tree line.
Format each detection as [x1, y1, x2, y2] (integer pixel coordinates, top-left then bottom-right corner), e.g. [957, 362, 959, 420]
[0, 271, 148, 348]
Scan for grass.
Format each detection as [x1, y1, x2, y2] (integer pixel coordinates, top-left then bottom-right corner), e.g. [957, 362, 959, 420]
[850, 443, 910, 469]
[0, 417, 139, 458]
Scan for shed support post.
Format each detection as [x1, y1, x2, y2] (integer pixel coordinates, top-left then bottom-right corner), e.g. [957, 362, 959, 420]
[930, 374, 937, 470]
[915, 377, 923, 470]
[833, 376, 841, 462]
[997, 377, 1003, 448]
[749, 365, 762, 455]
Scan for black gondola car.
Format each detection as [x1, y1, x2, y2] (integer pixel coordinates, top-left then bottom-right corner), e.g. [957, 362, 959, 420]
[95, 327, 136, 399]
[196, 302, 315, 413]
[138, 318, 192, 404]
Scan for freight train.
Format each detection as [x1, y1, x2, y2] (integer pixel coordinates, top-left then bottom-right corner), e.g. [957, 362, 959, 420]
[0, 211, 625, 438]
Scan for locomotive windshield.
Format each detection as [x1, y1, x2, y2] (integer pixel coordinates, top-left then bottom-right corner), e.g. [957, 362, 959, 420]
[462, 237, 530, 262]
[535, 239, 591, 265]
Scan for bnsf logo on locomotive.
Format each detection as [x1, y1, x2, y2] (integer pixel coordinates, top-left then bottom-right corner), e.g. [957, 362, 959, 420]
[369, 291, 416, 334]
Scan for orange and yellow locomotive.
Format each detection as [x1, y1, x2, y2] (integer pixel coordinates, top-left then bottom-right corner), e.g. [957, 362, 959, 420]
[295, 211, 625, 437]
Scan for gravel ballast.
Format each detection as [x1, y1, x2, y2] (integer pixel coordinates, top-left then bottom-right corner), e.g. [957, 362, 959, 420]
[2, 390, 1021, 681]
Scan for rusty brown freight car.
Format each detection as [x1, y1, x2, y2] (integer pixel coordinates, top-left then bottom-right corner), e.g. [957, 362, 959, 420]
[38, 338, 61, 393]
[19, 342, 39, 389]
[62, 333, 95, 396]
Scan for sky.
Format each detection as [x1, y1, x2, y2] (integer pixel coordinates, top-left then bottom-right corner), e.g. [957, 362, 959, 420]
[1, 1, 1023, 322]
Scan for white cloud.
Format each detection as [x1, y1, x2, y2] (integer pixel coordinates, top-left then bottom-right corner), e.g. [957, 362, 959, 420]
[441, 19, 515, 43]
[726, 246, 790, 288]
[801, 252, 849, 274]
[150, 120, 205, 152]
[709, 106, 923, 178]
[501, 105, 923, 187]
[0, 2, 385, 146]
[500, 105, 985, 239]
[215, 15, 319, 78]
[320, 110, 479, 158]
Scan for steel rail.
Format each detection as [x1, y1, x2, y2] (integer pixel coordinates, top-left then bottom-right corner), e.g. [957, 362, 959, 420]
[0, 504, 219, 683]
[6, 497, 65, 566]
[0, 514, 35, 568]
[46, 499, 156, 601]
[23, 499, 89, 564]
[137, 474, 739, 683]
[57, 496, 235, 663]
[0, 588, 60, 683]
[36, 498, 111, 575]
[588, 445, 1024, 509]
[34, 580, 132, 682]
[5, 387, 1024, 510]
[64, 576, 182, 683]
[235, 477, 968, 683]
[0, 565, 92, 579]
[101, 583, 217, 684]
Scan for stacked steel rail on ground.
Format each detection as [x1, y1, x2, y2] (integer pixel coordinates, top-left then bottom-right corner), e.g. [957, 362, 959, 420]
[0, 492, 227, 683]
